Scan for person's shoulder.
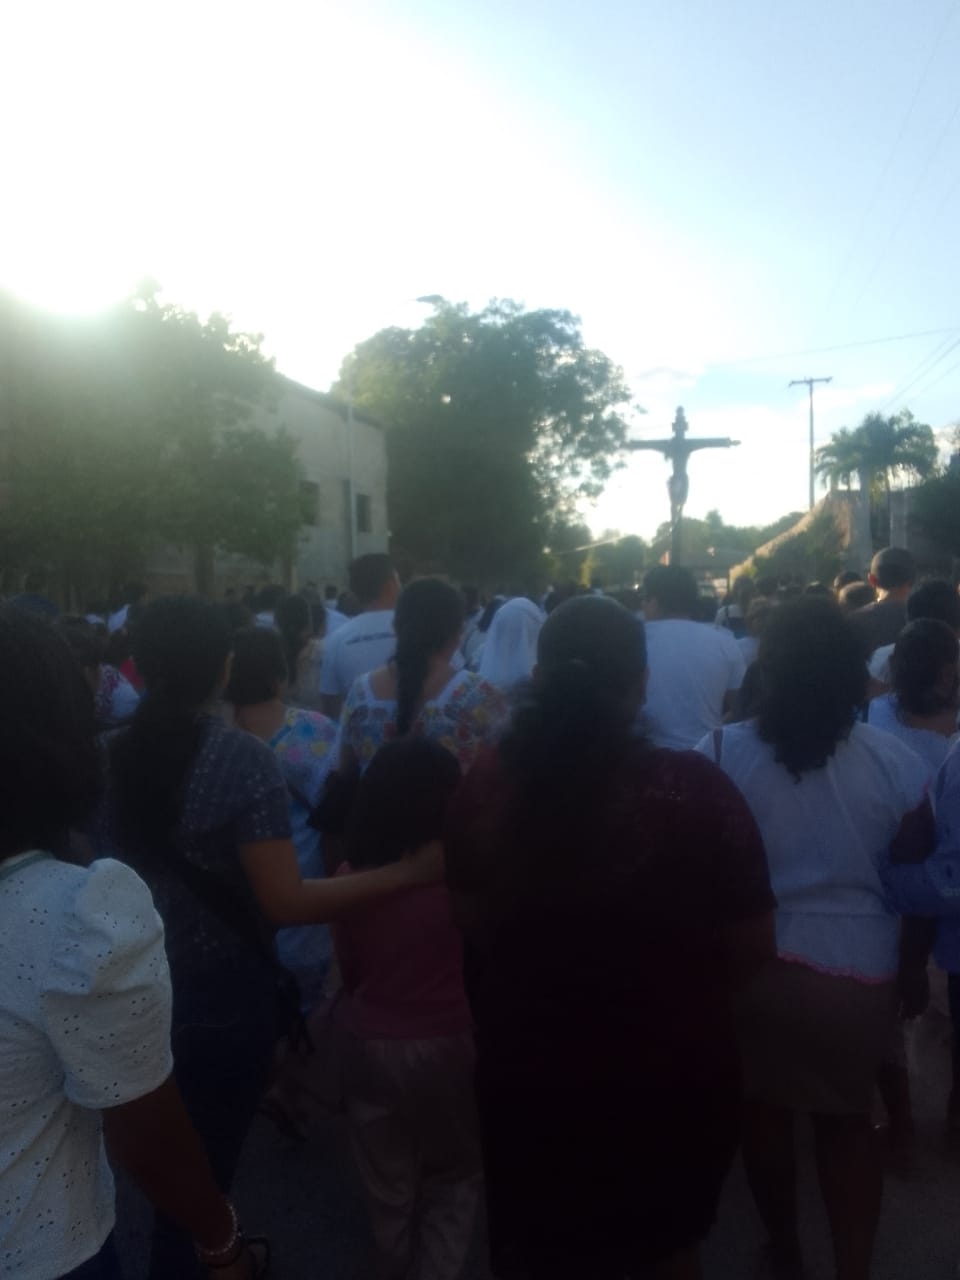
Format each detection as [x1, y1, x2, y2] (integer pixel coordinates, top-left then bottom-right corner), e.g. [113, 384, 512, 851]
[201, 717, 284, 780]
[852, 721, 932, 793]
[706, 619, 742, 650]
[322, 617, 348, 652]
[27, 857, 160, 939]
[289, 707, 340, 749]
[450, 669, 497, 701]
[627, 740, 753, 800]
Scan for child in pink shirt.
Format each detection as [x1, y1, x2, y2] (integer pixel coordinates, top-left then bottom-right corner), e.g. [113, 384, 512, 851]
[333, 739, 480, 1280]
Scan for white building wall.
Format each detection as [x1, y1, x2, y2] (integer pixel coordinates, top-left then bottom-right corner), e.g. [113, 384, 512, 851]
[145, 376, 389, 595]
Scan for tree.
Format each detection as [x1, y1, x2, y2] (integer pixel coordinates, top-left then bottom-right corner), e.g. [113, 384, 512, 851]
[815, 410, 938, 554]
[0, 286, 304, 601]
[752, 508, 847, 586]
[908, 468, 960, 559]
[335, 299, 635, 586]
[588, 534, 648, 589]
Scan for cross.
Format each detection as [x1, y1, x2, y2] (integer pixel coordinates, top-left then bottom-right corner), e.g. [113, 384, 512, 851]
[627, 407, 739, 566]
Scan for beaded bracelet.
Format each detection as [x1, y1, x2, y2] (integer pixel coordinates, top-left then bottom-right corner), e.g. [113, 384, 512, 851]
[195, 1201, 241, 1266]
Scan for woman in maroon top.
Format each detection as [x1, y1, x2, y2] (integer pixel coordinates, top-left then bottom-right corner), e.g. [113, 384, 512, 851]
[445, 595, 777, 1280]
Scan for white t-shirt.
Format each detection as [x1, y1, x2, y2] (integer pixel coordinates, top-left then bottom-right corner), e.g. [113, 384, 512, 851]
[641, 619, 746, 750]
[869, 642, 894, 684]
[318, 609, 396, 698]
[867, 693, 958, 781]
[739, 634, 759, 667]
[696, 720, 931, 981]
[323, 607, 349, 636]
[107, 605, 129, 634]
[0, 855, 173, 1278]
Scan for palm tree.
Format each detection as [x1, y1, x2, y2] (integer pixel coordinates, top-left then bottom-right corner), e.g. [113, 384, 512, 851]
[815, 410, 938, 560]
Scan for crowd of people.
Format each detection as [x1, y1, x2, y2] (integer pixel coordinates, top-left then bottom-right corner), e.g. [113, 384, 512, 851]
[6, 546, 960, 1280]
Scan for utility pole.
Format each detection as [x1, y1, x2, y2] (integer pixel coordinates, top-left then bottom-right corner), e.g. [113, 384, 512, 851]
[789, 376, 832, 511]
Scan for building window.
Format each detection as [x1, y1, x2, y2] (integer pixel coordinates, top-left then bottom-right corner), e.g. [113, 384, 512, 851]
[356, 493, 373, 534]
[300, 481, 319, 526]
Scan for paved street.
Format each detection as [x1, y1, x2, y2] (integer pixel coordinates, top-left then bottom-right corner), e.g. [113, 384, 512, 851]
[119, 979, 960, 1279]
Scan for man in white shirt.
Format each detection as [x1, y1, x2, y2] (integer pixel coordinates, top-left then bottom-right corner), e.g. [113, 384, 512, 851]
[640, 565, 746, 750]
[320, 554, 400, 719]
[323, 585, 350, 636]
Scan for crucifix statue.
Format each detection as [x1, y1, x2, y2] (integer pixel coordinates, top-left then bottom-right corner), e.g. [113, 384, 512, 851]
[627, 407, 739, 566]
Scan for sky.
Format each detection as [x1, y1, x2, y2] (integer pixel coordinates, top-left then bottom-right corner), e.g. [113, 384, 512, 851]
[2, 0, 959, 540]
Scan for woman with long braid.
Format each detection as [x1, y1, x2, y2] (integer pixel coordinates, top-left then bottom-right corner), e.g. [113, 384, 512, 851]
[338, 577, 505, 775]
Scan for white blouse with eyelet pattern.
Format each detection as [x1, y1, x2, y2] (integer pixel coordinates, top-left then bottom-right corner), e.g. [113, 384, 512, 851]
[0, 855, 173, 1279]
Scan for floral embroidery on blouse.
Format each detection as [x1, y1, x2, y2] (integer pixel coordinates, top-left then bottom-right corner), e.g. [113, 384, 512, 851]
[270, 707, 339, 804]
[341, 670, 507, 773]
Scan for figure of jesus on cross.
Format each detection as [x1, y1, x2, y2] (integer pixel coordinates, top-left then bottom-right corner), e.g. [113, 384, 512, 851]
[627, 408, 739, 566]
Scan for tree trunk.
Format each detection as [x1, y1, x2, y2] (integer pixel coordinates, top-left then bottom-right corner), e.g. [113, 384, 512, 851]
[883, 473, 892, 546]
[854, 468, 873, 573]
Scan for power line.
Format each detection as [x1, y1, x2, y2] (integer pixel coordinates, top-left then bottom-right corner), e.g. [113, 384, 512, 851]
[847, 79, 960, 316]
[880, 335, 960, 411]
[817, 0, 956, 324]
[705, 325, 960, 369]
[903, 347, 960, 402]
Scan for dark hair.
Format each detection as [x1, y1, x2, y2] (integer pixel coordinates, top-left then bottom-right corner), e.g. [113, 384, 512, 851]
[907, 579, 960, 631]
[891, 620, 959, 718]
[110, 597, 231, 852]
[499, 596, 646, 864]
[755, 576, 779, 598]
[225, 627, 287, 707]
[349, 554, 395, 605]
[57, 616, 106, 670]
[834, 570, 862, 593]
[871, 547, 917, 591]
[393, 579, 464, 735]
[730, 576, 755, 607]
[324, 585, 339, 602]
[255, 584, 286, 613]
[344, 739, 461, 869]
[803, 581, 833, 597]
[477, 595, 505, 632]
[462, 585, 480, 613]
[839, 581, 877, 612]
[756, 597, 868, 778]
[0, 607, 100, 858]
[643, 565, 699, 617]
[275, 594, 311, 687]
[221, 601, 255, 635]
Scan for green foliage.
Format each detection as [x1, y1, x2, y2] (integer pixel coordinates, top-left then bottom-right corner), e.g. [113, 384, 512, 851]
[909, 468, 960, 555]
[648, 509, 803, 566]
[587, 534, 648, 588]
[752, 509, 846, 585]
[815, 409, 938, 555]
[542, 518, 594, 585]
[815, 411, 938, 501]
[0, 286, 303, 601]
[335, 299, 634, 585]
